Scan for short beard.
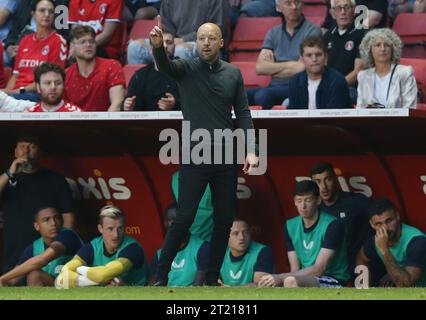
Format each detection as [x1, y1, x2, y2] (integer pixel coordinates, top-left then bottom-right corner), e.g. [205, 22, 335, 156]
[42, 96, 62, 107]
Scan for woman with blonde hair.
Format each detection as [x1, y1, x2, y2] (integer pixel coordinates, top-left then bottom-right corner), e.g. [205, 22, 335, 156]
[357, 28, 417, 108]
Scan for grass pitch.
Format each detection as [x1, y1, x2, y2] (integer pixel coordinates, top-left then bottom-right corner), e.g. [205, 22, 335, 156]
[0, 287, 425, 300]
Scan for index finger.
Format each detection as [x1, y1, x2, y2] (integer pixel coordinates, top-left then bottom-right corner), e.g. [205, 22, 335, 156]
[157, 15, 162, 29]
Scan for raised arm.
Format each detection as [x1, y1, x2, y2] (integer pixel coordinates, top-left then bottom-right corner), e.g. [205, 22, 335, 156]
[150, 15, 185, 80]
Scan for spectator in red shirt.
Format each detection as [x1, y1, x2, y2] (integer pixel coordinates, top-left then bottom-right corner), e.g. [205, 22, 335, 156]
[3, 0, 67, 102]
[68, 0, 124, 60]
[27, 62, 81, 112]
[65, 25, 125, 112]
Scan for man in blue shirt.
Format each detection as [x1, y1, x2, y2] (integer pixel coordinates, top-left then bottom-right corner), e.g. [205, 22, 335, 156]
[247, 0, 322, 109]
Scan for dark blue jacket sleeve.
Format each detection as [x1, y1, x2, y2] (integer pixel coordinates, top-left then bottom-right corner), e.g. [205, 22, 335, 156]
[405, 236, 426, 268]
[325, 75, 351, 109]
[119, 243, 145, 269]
[53, 229, 83, 255]
[17, 244, 34, 265]
[284, 223, 295, 251]
[196, 241, 210, 271]
[362, 235, 378, 261]
[254, 246, 275, 273]
[288, 74, 306, 109]
[322, 220, 345, 250]
[76, 244, 94, 265]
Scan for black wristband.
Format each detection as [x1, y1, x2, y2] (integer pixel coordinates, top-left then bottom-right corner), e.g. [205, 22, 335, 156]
[5, 169, 15, 181]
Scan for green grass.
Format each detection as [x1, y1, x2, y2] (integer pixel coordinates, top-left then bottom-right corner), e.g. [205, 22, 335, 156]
[0, 287, 425, 300]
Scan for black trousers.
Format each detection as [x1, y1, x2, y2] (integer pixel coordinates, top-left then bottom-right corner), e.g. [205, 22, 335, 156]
[156, 163, 237, 284]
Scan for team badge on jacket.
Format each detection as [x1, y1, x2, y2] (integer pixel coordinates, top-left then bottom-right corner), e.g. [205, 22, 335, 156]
[345, 41, 354, 51]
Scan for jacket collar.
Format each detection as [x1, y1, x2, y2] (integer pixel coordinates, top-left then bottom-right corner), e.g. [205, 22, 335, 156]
[296, 66, 330, 88]
[197, 57, 222, 71]
[331, 23, 357, 36]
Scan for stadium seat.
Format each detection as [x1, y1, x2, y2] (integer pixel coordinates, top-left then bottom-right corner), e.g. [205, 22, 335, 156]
[302, 2, 327, 17]
[399, 58, 426, 103]
[393, 13, 426, 58]
[303, 0, 327, 3]
[129, 19, 157, 40]
[2, 67, 11, 88]
[118, 21, 129, 63]
[228, 17, 282, 62]
[306, 15, 325, 27]
[123, 64, 146, 87]
[249, 105, 263, 110]
[231, 61, 271, 88]
[272, 105, 287, 110]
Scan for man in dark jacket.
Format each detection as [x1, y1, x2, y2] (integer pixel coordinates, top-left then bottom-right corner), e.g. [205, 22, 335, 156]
[288, 36, 351, 109]
[123, 29, 179, 111]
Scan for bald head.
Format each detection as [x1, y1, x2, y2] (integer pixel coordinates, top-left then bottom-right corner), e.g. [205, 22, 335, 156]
[196, 23, 224, 64]
[197, 23, 222, 39]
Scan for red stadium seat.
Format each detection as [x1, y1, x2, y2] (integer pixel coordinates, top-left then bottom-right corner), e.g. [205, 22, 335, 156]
[303, 0, 327, 3]
[118, 21, 129, 63]
[393, 13, 426, 58]
[129, 19, 157, 40]
[302, 3, 327, 17]
[249, 105, 263, 110]
[306, 15, 325, 27]
[123, 64, 146, 87]
[272, 105, 287, 110]
[231, 61, 271, 88]
[2, 67, 11, 88]
[399, 58, 426, 103]
[228, 17, 282, 62]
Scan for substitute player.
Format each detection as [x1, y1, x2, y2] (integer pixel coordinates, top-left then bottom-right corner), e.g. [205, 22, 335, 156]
[57, 205, 148, 287]
[258, 180, 350, 288]
[0, 206, 83, 286]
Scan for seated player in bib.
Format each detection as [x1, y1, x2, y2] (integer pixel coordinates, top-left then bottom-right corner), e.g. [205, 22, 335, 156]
[0, 206, 83, 286]
[220, 218, 274, 286]
[148, 204, 210, 286]
[258, 180, 350, 288]
[56, 205, 148, 287]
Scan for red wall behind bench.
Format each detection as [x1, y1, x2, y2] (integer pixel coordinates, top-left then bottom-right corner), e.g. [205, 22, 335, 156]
[1, 154, 423, 273]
